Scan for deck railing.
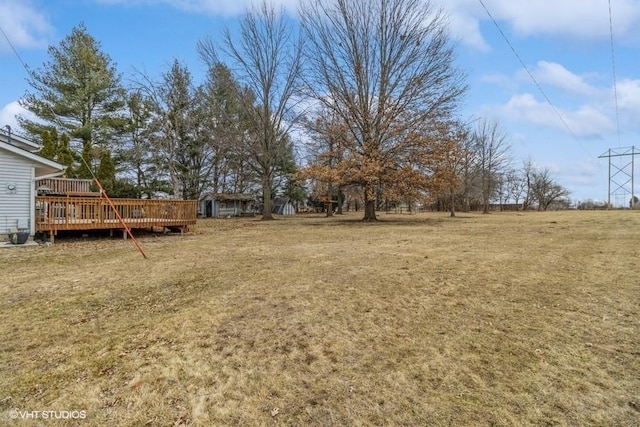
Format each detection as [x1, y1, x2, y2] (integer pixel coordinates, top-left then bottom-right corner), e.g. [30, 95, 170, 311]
[36, 178, 95, 195]
[35, 196, 197, 232]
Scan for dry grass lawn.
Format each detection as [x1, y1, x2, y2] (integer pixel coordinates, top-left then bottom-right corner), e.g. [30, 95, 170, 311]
[1, 210, 639, 426]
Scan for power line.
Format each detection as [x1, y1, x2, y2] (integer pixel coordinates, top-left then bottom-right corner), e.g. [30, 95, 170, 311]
[0, 26, 99, 182]
[476, 0, 594, 157]
[0, 26, 30, 72]
[608, 0, 621, 145]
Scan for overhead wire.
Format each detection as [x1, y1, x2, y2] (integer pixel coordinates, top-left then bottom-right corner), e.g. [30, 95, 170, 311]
[476, 0, 594, 158]
[1, 25, 100, 181]
[608, 0, 621, 146]
[0, 26, 30, 71]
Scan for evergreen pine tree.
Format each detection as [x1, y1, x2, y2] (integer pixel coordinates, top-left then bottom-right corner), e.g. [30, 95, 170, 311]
[19, 23, 126, 179]
[39, 129, 57, 160]
[97, 148, 116, 192]
[57, 133, 75, 177]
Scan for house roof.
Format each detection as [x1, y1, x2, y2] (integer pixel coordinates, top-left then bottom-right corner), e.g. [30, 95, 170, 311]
[0, 127, 41, 152]
[200, 192, 255, 202]
[0, 139, 66, 178]
[272, 197, 291, 205]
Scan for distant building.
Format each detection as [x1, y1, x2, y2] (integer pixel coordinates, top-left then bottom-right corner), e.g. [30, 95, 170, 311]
[199, 193, 256, 218]
[272, 197, 296, 216]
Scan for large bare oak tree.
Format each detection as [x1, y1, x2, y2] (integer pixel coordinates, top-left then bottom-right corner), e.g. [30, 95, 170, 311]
[300, 0, 466, 220]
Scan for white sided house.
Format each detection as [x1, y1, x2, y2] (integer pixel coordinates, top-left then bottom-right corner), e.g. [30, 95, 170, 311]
[0, 128, 65, 238]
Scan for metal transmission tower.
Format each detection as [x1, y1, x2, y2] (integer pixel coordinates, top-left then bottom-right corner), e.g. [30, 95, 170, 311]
[598, 146, 640, 208]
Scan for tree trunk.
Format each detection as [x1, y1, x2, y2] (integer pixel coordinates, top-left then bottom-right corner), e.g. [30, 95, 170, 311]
[363, 200, 376, 221]
[449, 193, 456, 217]
[363, 187, 377, 221]
[336, 187, 344, 214]
[325, 201, 333, 217]
[261, 176, 274, 220]
[482, 192, 490, 214]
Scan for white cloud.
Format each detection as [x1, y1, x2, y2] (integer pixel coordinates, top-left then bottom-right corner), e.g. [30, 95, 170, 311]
[495, 1, 614, 39]
[479, 61, 639, 137]
[432, 0, 488, 50]
[0, 0, 53, 53]
[92, 0, 640, 50]
[616, 79, 640, 112]
[501, 93, 613, 138]
[96, 0, 299, 16]
[434, 0, 640, 50]
[0, 101, 30, 132]
[442, 8, 489, 51]
[528, 61, 600, 98]
[599, 78, 640, 130]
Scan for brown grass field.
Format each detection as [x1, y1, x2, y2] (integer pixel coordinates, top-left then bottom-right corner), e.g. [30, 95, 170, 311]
[1, 210, 639, 426]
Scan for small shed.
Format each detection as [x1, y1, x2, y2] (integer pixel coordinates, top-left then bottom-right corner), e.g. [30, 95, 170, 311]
[0, 128, 65, 238]
[272, 197, 296, 216]
[199, 193, 255, 218]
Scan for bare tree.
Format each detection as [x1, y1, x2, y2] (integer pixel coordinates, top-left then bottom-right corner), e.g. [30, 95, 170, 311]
[457, 130, 480, 212]
[530, 166, 570, 210]
[504, 168, 526, 210]
[494, 173, 509, 211]
[300, 0, 467, 221]
[196, 61, 255, 194]
[206, 1, 303, 220]
[473, 118, 510, 213]
[521, 158, 535, 211]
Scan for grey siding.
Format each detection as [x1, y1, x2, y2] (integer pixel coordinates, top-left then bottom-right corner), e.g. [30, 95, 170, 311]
[0, 148, 33, 234]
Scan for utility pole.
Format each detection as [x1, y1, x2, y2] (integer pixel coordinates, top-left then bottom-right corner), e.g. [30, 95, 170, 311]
[598, 146, 640, 208]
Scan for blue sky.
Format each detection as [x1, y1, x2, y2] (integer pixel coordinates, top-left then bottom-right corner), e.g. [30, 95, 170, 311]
[1, 0, 640, 204]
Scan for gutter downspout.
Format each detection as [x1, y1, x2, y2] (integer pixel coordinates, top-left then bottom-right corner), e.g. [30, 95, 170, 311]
[29, 168, 35, 235]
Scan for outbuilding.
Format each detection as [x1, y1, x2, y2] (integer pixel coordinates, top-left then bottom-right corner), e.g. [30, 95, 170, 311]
[199, 193, 256, 218]
[272, 197, 296, 216]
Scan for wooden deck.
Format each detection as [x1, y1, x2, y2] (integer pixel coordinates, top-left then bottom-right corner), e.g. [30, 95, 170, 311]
[35, 196, 197, 233]
[36, 178, 96, 195]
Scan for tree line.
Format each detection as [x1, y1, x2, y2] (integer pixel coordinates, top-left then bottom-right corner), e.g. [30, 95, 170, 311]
[17, 0, 569, 221]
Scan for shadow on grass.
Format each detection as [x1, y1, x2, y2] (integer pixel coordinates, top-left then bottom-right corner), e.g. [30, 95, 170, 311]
[194, 212, 483, 232]
[34, 228, 187, 243]
[287, 213, 457, 228]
